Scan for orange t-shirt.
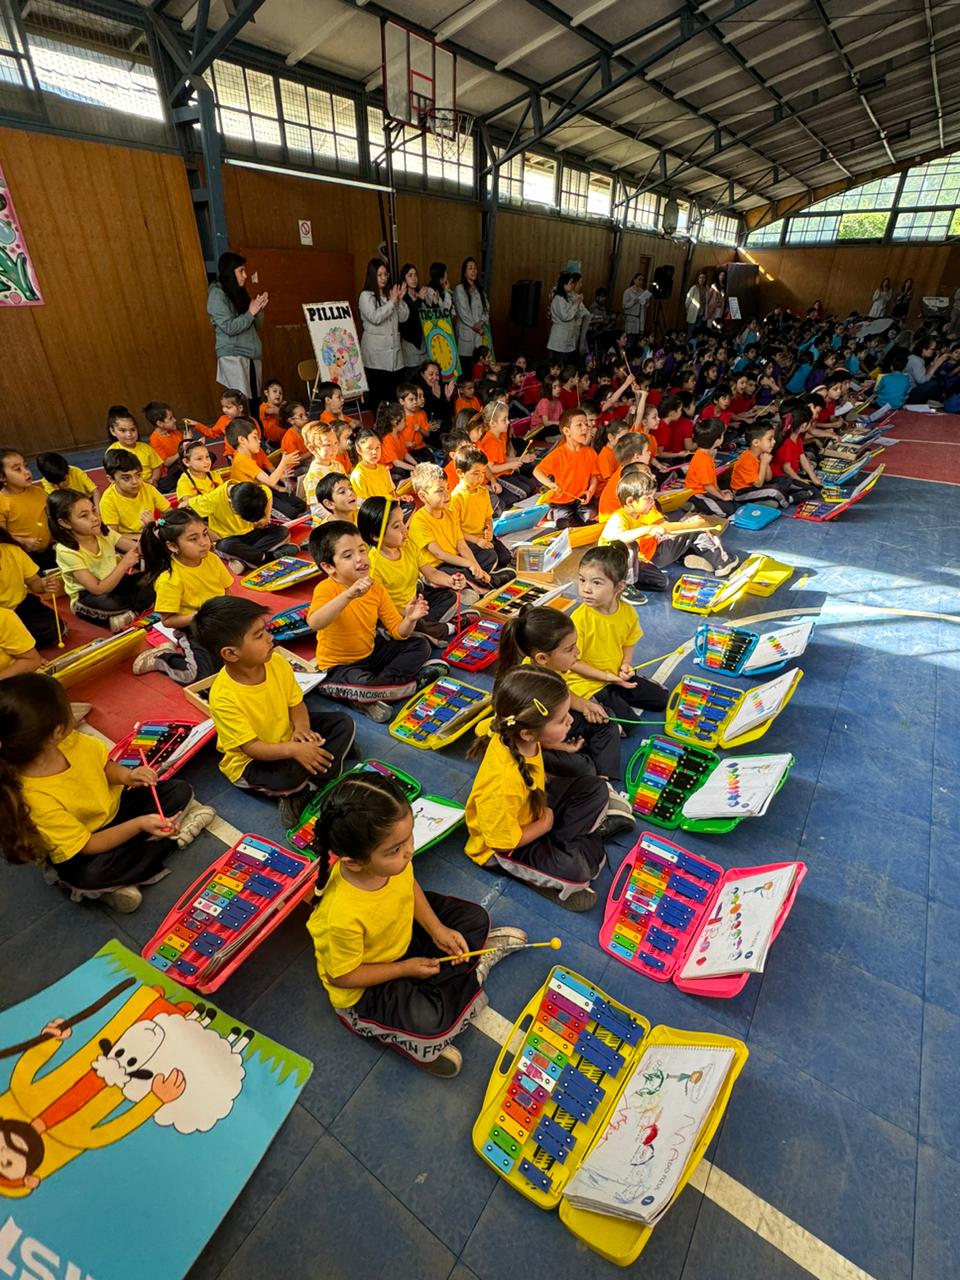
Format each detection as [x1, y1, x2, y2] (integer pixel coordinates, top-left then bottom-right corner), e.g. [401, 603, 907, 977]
[631, 426, 658, 458]
[193, 417, 224, 440]
[444, 458, 459, 490]
[401, 410, 429, 451]
[380, 432, 407, 469]
[599, 465, 625, 517]
[538, 443, 601, 505]
[455, 395, 482, 415]
[685, 449, 718, 496]
[730, 449, 761, 491]
[228, 452, 264, 485]
[336, 449, 352, 474]
[597, 444, 617, 481]
[280, 427, 306, 457]
[480, 430, 507, 468]
[149, 429, 181, 463]
[259, 405, 284, 444]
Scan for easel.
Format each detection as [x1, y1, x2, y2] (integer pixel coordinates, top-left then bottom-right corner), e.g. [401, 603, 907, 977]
[650, 297, 666, 343]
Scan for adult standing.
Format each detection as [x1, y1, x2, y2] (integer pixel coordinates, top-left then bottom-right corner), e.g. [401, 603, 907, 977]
[622, 272, 652, 349]
[684, 270, 709, 339]
[397, 262, 426, 378]
[206, 251, 267, 400]
[867, 276, 893, 319]
[892, 277, 913, 321]
[424, 261, 456, 316]
[358, 258, 408, 411]
[453, 257, 489, 362]
[546, 271, 589, 362]
[706, 268, 727, 330]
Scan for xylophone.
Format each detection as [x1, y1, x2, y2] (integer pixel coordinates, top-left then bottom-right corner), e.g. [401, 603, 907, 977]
[388, 676, 490, 750]
[109, 719, 215, 781]
[664, 671, 802, 749]
[141, 834, 316, 993]
[265, 603, 313, 641]
[693, 624, 757, 675]
[473, 577, 572, 622]
[600, 831, 806, 998]
[287, 759, 421, 851]
[241, 556, 320, 591]
[442, 618, 503, 671]
[41, 626, 146, 689]
[816, 455, 868, 485]
[794, 464, 884, 523]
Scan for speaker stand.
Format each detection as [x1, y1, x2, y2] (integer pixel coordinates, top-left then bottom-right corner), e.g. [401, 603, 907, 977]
[650, 297, 666, 344]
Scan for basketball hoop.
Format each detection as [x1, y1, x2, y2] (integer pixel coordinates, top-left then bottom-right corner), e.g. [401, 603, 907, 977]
[420, 106, 474, 160]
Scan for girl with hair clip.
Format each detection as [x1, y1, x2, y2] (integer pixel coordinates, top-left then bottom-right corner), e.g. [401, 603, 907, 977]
[0, 673, 214, 913]
[131, 509, 233, 681]
[175, 437, 221, 503]
[479, 399, 537, 504]
[307, 773, 527, 1078]
[465, 667, 609, 913]
[48, 489, 151, 632]
[498, 608, 634, 832]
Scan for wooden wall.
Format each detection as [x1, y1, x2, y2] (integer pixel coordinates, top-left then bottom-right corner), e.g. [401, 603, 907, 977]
[740, 242, 960, 320]
[0, 127, 213, 454]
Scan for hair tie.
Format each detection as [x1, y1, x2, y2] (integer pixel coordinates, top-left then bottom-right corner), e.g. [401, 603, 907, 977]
[503, 714, 517, 728]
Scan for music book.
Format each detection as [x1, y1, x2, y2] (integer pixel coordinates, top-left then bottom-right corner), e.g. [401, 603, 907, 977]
[678, 863, 801, 979]
[412, 797, 464, 851]
[681, 753, 793, 819]
[742, 620, 814, 673]
[722, 670, 797, 739]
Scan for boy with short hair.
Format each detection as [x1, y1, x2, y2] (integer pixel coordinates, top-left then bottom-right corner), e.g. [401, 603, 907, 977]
[143, 400, 204, 492]
[100, 450, 170, 536]
[315, 472, 359, 524]
[598, 433, 651, 519]
[533, 407, 601, 526]
[316, 381, 357, 426]
[408, 463, 494, 591]
[450, 446, 512, 572]
[349, 429, 396, 502]
[186, 480, 294, 569]
[685, 421, 736, 516]
[730, 425, 791, 507]
[36, 452, 100, 518]
[225, 418, 305, 519]
[195, 596, 355, 828]
[306, 521, 438, 722]
[454, 376, 481, 416]
[397, 383, 432, 459]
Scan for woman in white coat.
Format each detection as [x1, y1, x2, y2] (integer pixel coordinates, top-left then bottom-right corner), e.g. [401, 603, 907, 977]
[622, 271, 652, 350]
[453, 257, 489, 361]
[684, 270, 708, 339]
[547, 271, 590, 361]
[358, 258, 409, 410]
[867, 276, 892, 319]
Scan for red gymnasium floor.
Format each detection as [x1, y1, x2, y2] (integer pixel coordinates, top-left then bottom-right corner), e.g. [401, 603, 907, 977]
[878, 409, 960, 485]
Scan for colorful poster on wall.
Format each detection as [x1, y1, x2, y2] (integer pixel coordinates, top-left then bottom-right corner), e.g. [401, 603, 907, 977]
[420, 304, 461, 380]
[0, 940, 312, 1280]
[0, 164, 42, 306]
[303, 300, 367, 396]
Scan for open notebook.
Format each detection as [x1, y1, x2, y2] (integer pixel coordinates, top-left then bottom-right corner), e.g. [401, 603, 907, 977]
[412, 797, 465, 851]
[682, 753, 793, 819]
[742, 621, 813, 673]
[679, 864, 801, 979]
[722, 669, 797, 739]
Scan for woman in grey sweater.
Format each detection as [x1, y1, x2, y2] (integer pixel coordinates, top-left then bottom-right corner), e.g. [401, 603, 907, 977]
[206, 251, 267, 399]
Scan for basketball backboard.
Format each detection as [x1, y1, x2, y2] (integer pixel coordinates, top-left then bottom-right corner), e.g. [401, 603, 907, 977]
[382, 19, 455, 127]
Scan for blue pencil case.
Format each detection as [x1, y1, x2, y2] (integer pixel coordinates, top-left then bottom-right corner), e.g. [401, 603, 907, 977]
[731, 504, 781, 530]
[493, 504, 545, 535]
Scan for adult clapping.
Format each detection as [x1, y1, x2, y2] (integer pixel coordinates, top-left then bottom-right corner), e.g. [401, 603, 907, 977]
[206, 251, 267, 400]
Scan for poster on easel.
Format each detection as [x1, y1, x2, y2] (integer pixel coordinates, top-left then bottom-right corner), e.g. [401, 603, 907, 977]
[0, 164, 43, 306]
[303, 301, 367, 396]
[727, 296, 741, 320]
[420, 305, 461, 380]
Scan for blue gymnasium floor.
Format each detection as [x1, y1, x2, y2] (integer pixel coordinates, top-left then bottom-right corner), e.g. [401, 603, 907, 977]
[2, 472, 958, 1280]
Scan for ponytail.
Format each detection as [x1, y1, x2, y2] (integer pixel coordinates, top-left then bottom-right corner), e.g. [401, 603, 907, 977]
[309, 774, 412, 893]
[140, 509, 204, 582]
[498, 606, 575, 674]
[0, 674, 72, 865]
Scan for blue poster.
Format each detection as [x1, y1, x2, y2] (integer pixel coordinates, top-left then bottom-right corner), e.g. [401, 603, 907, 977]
[0, 941, 311, 1279]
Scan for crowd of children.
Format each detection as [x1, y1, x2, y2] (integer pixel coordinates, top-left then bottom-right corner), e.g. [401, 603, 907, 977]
[0, 294, 912, 1077]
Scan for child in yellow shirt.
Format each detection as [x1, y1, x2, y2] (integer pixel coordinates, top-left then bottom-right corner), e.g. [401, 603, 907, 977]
[48, 489, 151, 631]
[185, 480, 294, 569]
[450, 446, 512, 574]
[104, 405, 163, 485]
[175, 438, 222, 503]
[350, 429, 397, 502]
[0, 607, 41, 680]
[226, 419, 306, 519]
[305, 521, 439, 722]
[0, 449, 55, 569]
[0, 530, 60, 647]
[36, 452, 100, 519]
[194, 596, 355, 828]
[407, 463, 496, 593]
[99, 450, 170, 538]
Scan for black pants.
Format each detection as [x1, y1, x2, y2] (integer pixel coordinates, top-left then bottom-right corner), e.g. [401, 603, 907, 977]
[271, 490, 307, 519]
[216, 525, 291, 567]
[55, 779, 193, 892]
[467, 536, 512, 572]
[492, 774, 607, 899]
[236, 706, 356, 796]
[596, 675, 668, 716]
[73, 574, 154, 629]
[550, 499, 596, 527]
[543, 708, 621, 780]
[156, 460, 184, 494]
[322, 633, 433, 702]
[15, 593, 61, 647]
[733, 477, 792, 508]
[151, 631, 219, 686]
[691, 493, 737, 517]
[628, 530, 725, 592]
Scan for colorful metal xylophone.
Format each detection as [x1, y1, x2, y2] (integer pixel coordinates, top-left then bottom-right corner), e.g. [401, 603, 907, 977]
[442, 618, 503, 671]
[388, 676, 490, 749]
[265, 603, 313, 641]
[241, 556, 320, 591]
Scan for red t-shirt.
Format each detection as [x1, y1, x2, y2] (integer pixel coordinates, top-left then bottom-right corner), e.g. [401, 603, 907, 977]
[700, 405, 732, 427]
[771, 435, 803, 478]
[729, 394, 756, 416]
[646, 389, 663, 409]
[670, 417, 694, 453]
[558, 386, 579, 411]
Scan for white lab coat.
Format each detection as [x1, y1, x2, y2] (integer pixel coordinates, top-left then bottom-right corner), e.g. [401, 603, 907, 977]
[622, 285, 652, 335]
[453, 283, 489, 357]
[867, 287, 892, 319]
[358, 291, 409, 372]
[547, 293, 590, 354]
[685, 284, 707, 324]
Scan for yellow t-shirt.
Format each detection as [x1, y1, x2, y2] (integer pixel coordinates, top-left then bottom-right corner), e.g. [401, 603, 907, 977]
[0, 485, 51, 551]
[208, 651, 302, 783]
[0, 543, 39, 609]
[40, 466, 96, 500]
[55, 530, 123, 609]
[408, 506, 463, 569]
[350, 463, 394, 502]
[153, 553, 233, 616]
[464, 731, 545, 865]
[106, 439, 162, 474]
[21, 731, 121, 863]
[99, 482, 169, 536]
[566, 600, 642, 698]
[307, 860, 415, 1008]
[176, 470, 221, 503]
[450, 482, 493, 540]
[308, 576, 403, 668]
[368, 541, 420, 610]
[0, 606, 36, 674]
[599, 507, 662, 561]
[187, 483, 268, 538]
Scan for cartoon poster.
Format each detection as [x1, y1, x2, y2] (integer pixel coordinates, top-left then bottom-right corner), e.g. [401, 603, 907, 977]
[0, 941, 311, 1279]
[420, 305, 461, 381]
[302, 300, 367, 396]
[0, 164, 43, 306]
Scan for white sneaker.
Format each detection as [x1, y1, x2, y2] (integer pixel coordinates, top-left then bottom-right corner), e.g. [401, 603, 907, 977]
[715, 555, 740, 578]
[682, 553, 715, 574]
[476, 927, 528, 984]
[109, 611, 137, 633]
[103, 885, 142, 913]
[226, 558, 246, 575]
[175, 802, 217, 848]
[421, 1045, 462, 1077]
[132, 642, 178, 675]
[605, 784, 635, 820]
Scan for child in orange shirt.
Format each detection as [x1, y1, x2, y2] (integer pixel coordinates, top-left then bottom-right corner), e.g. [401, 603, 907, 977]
[595, 418, 630, 503]
[730, 424, 790, 508]
[375, 401, 417, 478]
[218, 390, 267, 467]
[259, 379, 285, 443]
[397, 383, 433, 461]
[598, 433, 652, 518]
[685, 422, 736, 517]
[441, 414, 484, 490]
[279, 400, 310, 462]
[533, 408, 601, 525]
[332, 418, 354, 473]
[143, 400, 204, 493]
[226, 419, 306, 518]
[454, 376, 482, 416]
[479, 399, 536, 503]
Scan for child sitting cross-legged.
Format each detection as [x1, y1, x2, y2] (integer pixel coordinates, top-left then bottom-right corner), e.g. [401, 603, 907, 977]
[194, 596, 356, 830]
[598, 432, 651, 519]
[350, 428, 397, 504]
[186, 479, 295, 571]
[730, 424, 792, 508]
[449, 446, 512, 574]
[226, 418, 306, 519]
[0, 449, 57, 571]
[533, 407, 601, 526]
[770, 402, 821, 502]
[600, 467, 737, 596]
[307, 772, 527, 1078]
[48, 489, 152, 632]
[408, 462, 503, 596]
[306, 521, 442, 723]
[465, 667, 609, 913]
[685, 421, 737, 517]
[0, 672, 214, 913]
[99, 449, 170, 538]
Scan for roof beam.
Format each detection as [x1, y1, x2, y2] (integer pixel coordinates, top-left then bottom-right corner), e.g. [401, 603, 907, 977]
[285, 6, 359, 67]
[435, 0, 500, 41]
[923, 0, 946, 149]
[808, 0, 896, 163]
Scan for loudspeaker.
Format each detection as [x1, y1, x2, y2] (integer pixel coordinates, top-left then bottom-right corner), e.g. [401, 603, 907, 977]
[510, 278, 542, 328]
[650, 265, 674, 300]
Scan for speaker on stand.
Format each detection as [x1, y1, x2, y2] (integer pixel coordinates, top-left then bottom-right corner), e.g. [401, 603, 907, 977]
[649, 265, 674, 342]
[510, 279, 542, 329]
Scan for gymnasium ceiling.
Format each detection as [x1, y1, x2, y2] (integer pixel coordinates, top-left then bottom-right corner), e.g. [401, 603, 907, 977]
[111, 1, 960, 219]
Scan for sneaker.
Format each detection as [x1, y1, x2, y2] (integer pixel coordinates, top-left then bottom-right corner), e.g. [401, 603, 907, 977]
[460, 588, 480, 607]
[605, 785, 635, 820]
[599, 812, 635, 839]
[416, 659, 449, 690]
[682, 553, 715, 574]
[355, 699, 392, 723]
[714, 554, 740, 579]
[624, 586, 648, 605]
[453, 610, 481, 634]
[226, 558, 246, 575]
[491, 568, 515, 587]
[278, 792, 310, 831]
[558, 887, 597, 913]
[475, 926, 529, 984]
[109, 611, 137, 634]
[420, 1045, 463, 1078]
[175, 802, 216, 848]
[416, 618, 452, 646]
[132, 642, 178, 675]
[103, 885, 142, 913]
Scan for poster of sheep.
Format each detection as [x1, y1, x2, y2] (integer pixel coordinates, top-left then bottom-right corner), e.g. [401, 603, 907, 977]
[0, 940, 312, 1279]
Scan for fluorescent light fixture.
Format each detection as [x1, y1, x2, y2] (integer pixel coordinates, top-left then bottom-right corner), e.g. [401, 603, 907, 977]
[225, 158, 394, 193]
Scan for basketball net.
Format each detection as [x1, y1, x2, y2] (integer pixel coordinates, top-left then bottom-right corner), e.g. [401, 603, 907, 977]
[419, 106, 474, 161]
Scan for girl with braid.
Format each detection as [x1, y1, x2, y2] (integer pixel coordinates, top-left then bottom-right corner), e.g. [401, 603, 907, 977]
[465, 668, 608, 913]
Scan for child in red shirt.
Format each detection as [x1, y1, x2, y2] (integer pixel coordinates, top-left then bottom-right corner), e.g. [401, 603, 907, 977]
[533, 408, 601, 526]
[770, 404, 820, 501]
